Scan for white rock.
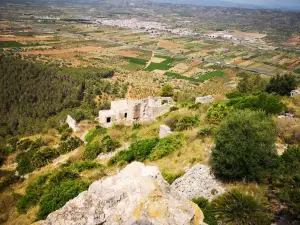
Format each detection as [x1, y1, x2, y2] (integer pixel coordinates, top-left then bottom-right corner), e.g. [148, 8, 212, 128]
[171, 164, 225, 201]
[159, 125, 172, 139]
[39, 162, 204, 225]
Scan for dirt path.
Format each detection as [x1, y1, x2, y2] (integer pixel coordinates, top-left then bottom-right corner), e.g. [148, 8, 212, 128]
[144, 41, 160, 69]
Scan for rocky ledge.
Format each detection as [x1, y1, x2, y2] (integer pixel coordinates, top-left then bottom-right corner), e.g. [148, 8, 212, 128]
[172, 164, 225, 201]
[37, 162, 205, 225]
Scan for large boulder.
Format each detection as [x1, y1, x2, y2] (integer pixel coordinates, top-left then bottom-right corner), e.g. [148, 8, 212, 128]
[171, 164, 225, 201]
[38, 162, 204, 225]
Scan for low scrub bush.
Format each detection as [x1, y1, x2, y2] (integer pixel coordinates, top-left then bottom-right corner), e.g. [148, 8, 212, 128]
[149, 134, 185, 161]
[192, 197, 218, 225]
[197, 126, 215, 138]
[36, 180, 89, 220]
[162, 170, 184, 184]
[207, 102, 232, 124]
[130, 138, 159, 161]
[165, 113, 200, 131]
[214, 189, 273, 225]
[85, 126, 107, 143]
[67, 161, 102, 172]
[17, 175, 47, 213]
[85, 135, 120, 160]
[32, 147, 59, 168]
[0, 172, 22, 192]
[48, 168, 79, 185]
[58, 136, 83, 154]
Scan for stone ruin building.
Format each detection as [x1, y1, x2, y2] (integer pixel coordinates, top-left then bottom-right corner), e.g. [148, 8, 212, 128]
[99, 96, 174, 127]
[195, 95, 214, 104]
[66, 115, 79, 131]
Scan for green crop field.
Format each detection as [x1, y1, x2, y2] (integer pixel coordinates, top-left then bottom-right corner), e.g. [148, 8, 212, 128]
[124, 57, 147, 66]
[145, 56, 175, 72]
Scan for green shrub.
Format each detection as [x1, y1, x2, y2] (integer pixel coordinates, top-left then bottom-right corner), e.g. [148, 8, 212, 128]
[130, 138, 159, 161]
[58, 136, 83, 154]
[85, 135, 120, 160]
[68, 161, 102, 172]
[214, 189, 273, 225]
[16, 153, 34, 175]
[149, 134, 184, 161]
[85, 140, 103, 160]
[17, 175, 47, 213]
[197, 126, 215, 138]
[85, 126, 107, 143]
[165, 113, 200, 131]
[162, 171, 185, 184]
[228, 93, 285, 115]
[266, 74, 298, 96]
[187, 103, 201, 110]
[32, 147, 59, 168]
[161, 84, 174, 97]
[48, 168, 79, 185]
[207, 102, 232, 124]
[36, 180, 89, 220]
[0, 172, 22, 192]
[211, 110, 277, 182]
[237, 72, 267, 94]
[192, 197, 218, 225]
[133, 122, 141, 130]
[269, 146, 300, 219]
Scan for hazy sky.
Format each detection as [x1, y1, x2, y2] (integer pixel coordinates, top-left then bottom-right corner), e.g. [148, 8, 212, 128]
[225, 0, 300, 6]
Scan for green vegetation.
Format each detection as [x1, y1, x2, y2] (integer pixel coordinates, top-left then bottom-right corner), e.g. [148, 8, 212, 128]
[294, 68, 300, 74]
[165, 113, 200, 131]
[207, 102, 232, 124]
[145, 56, 175, 71]
[130, 138, 159, 161]
[269, 145, 300, 220]
[266, 74, 298, 96]
[237, 72, 268, 94]
[0, 55, 127, 139]
[165, 71, 225, 83]
[192, 197, 218, 225]
[214, 189, 273, 225]
[85, 126, 107, 143]
[149, 134, 185, 161]
[85, 135, 121, 160]
[108, 134, 184, 165]
[17, 161, 103, 220]
[211, 110, 277, 182]
[58, 136, 83, 154]
[37, 180, 89, 220]
[161, 84, 174, 97]
[124, 57, 147, 66]
[207, 93, 285, 124]
[162, 170, 185, 184]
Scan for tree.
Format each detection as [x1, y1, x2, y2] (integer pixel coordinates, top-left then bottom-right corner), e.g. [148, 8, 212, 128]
[237, 73, 267, 94]
[214, 189, 273, 225]
[211, 110, 277, 181]
[161, 84, 174, 97]
[266, 74, 298, 96]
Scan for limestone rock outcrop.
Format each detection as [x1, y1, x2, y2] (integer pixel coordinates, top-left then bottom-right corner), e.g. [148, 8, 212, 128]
[171, 164, 225, 201]
[159, 125, 172, 139]
[39, 162, 204, 225]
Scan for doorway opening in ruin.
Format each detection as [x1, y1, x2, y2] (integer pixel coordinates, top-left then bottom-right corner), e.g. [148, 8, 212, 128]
[124, 113, 127, 118]
[133, 104, 141, 120]
[106, 117, 111, 123]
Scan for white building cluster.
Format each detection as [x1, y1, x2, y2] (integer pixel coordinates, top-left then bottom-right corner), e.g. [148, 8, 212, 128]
[99, 96, 174, 127]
